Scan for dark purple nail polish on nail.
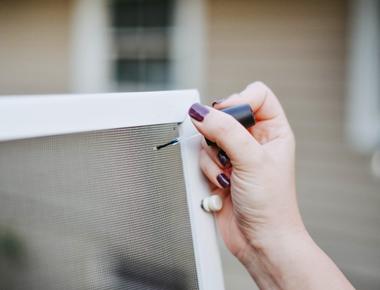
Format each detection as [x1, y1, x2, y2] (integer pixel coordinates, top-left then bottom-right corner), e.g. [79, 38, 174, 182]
[217, 173, 230, 188]
[217, 150, 230, 167]
[188, 103, 209, 121]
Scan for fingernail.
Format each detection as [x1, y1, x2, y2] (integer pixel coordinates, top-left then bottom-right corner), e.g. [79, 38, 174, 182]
[188, 103, 209, 122]
[217, 173, 230, 188]
[212, 98, 225, 107]
[217, 150, 230, 167]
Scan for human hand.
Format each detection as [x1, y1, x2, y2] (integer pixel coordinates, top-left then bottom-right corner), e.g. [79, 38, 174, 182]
[188, 82, 305, 266]
[189, 82, 355, 290]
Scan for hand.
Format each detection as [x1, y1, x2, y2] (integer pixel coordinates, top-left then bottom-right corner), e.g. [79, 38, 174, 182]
[189, 82, 304, 261]
[188, 82, 355, 290]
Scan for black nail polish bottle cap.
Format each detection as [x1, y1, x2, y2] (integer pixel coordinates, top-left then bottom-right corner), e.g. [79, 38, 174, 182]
[206, 104, 255, 146]
[221, 104, 255, 128]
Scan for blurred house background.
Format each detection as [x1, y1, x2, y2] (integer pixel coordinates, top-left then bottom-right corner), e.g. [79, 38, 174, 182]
[0, 0, 379, 289]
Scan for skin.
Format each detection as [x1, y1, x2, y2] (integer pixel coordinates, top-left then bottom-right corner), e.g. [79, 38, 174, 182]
[190, 82, 355, 290]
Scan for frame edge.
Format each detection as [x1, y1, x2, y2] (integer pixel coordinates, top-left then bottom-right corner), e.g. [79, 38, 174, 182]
[179, 108, 225, 289]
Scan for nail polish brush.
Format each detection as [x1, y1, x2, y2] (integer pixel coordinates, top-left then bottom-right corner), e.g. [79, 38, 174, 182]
[153, 103, 256, 151]
[153, 133, 201, 151]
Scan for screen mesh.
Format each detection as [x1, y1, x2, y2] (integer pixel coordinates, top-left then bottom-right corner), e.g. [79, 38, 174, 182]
[0, 124, 199, 290]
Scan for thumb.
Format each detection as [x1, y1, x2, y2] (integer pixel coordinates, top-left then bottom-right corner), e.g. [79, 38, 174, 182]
[188, 103, 262, 166]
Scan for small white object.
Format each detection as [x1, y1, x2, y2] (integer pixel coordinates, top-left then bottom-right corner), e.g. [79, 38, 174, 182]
[201, 195, 223, 213]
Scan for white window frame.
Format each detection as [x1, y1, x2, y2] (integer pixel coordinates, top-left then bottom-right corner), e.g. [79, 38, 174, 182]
[70, 0, 206, 94]
[0, 90, 225, 290]
[346, 0, 380, 152]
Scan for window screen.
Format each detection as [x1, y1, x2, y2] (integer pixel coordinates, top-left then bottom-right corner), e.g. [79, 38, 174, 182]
[0, 124, 199, 290]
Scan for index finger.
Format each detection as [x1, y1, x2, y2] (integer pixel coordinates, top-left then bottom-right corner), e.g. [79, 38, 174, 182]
[214, 81, 287, 122]
[188, 104, 262, 166]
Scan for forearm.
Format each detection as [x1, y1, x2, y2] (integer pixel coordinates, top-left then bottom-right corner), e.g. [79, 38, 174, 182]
[241, 230, 355, 290]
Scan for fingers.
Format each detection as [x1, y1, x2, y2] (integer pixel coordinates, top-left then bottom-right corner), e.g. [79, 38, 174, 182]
[211, 93, 240, 107]
[199, 149, 230, 189]
[201, 139, 231, 168]
[213, 81, 287, 122]
[189, 103, 262, 165]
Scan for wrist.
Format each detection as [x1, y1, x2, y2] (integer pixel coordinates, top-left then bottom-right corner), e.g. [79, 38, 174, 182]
[239, 228, 314, 290]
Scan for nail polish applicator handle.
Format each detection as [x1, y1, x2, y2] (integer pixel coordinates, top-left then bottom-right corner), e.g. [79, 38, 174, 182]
[206, 103, 256, 146]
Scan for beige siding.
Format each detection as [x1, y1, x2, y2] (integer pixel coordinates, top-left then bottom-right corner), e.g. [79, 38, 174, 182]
[0, 0, 71, 95]
[206, 1, 380, 289]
